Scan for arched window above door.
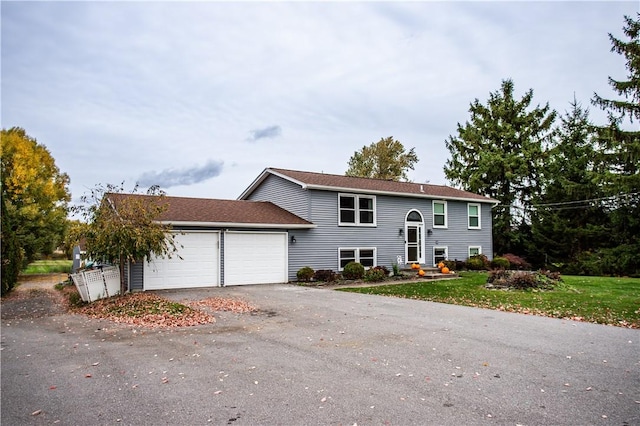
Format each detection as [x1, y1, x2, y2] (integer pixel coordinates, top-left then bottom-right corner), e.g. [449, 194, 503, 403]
[406, 210, 423, 222]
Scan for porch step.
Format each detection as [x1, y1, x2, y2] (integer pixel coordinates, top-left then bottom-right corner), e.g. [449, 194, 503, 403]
[399, 266, 458, 280]
[400, 266, 440, 273]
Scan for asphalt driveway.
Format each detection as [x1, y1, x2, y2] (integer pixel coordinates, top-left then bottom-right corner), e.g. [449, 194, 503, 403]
[2, 283, 639, 425]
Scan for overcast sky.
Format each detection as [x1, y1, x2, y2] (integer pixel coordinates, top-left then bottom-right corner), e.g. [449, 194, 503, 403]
[2, 1, 637, 204]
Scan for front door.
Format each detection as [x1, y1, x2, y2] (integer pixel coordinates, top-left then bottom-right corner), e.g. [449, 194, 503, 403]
[405, 210, 424, 264]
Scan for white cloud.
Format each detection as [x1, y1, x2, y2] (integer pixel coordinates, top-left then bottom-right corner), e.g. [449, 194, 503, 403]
[1, 2, 636, 201]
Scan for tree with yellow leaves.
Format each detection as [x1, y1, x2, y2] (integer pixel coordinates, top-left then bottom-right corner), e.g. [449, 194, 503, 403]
[1, 127, 70, 291]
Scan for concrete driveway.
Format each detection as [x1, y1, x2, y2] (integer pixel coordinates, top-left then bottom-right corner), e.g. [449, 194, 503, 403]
[2, 283, 639, 425]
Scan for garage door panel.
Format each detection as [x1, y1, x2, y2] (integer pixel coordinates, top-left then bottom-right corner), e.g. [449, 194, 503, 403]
[225, 232, 287, 286]
[144, 232, 219, 290]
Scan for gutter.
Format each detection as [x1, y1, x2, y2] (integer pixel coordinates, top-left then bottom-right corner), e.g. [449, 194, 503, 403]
[158, 221, 317, 229]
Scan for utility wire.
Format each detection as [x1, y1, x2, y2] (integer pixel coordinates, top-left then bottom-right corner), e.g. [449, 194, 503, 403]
[495, 192, 639, 211]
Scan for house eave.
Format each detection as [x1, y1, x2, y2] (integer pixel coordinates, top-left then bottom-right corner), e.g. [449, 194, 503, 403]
[239, 168, 498, 204]
[159, 221, 316, 229]
[304, 184, 499, 204]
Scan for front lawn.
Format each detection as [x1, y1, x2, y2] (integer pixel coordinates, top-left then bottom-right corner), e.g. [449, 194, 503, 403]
[22, 260, 73, 274]
[339, 272, 640, 328]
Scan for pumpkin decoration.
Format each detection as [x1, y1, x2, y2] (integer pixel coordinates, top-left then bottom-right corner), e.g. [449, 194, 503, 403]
[418, 269, 425, 277]
[411, 263, 420, 270]
[441, 266, 450, 274]
[437, 262, 445, 269]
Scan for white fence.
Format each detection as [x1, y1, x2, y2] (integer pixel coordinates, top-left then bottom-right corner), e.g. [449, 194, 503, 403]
[70, 266, 121, 302]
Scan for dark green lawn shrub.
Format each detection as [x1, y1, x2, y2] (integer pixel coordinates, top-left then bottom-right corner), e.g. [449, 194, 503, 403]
[491, 256, 510, 270]
[466, 254, 489, 270]
[443, 260, 457, 270]
[453, 259, 466, 271]
[364, 266, 388, 282]
[372, 265, 390, 276]
[343, 262, 365, 280]
[296, 266, 314, 282]
[313, 269, 337, 282]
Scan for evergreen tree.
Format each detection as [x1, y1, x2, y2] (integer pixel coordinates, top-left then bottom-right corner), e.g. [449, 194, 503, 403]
[444, 79, 556, 255]
[590, 13, 640, 275]
[529, 100, 609, 268]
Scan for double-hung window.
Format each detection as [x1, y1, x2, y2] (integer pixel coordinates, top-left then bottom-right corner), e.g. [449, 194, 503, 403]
[468, 203, 481, 229]
[339, 194, 376, 226]
[433, 201, 447, 228]
[433, 247, 448, 266]
[339, 248, 376, 269]
[469, 246, 482, 257]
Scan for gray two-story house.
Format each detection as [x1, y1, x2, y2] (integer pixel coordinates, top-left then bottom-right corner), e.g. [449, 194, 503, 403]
[240, 168, 498, 280]
[122, 167, 497, 290]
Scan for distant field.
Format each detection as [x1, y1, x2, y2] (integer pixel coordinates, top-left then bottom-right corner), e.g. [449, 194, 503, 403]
[22, 260, 72, 274]
[339, 272, 640, 328]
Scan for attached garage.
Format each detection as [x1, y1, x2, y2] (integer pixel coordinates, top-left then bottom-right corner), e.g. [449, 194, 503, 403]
[144, 232, 219, 290]
[115, 194, 315, 291]
[224, 232, 288, 286]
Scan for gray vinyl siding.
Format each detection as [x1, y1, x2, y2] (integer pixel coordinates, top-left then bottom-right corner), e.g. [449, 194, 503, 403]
[285, 189, 494, 278]
[128, 261, 144, 291]
[245, 174, 310, 220]
[428, 202, 494, 264]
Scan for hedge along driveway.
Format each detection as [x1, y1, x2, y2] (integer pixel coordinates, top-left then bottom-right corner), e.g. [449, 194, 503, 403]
[2, 283, 639, 425]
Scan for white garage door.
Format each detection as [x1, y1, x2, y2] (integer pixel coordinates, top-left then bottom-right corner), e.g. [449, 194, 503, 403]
[224, 232, 287, 286]
[144, 232, 219, 290]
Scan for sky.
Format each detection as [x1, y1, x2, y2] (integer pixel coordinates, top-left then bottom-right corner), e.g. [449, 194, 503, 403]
[2, 1, 638, 206]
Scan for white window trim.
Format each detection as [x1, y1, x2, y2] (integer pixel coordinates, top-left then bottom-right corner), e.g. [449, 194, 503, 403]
[468, 246, 482, 257]
[432, 200, 448, 229]
[338, 193, 377, 227]
[468, 203, 481, 229]
[405, 209, 425, 264]
[433, 246, 448, 267]
[338, 247, 377, 271]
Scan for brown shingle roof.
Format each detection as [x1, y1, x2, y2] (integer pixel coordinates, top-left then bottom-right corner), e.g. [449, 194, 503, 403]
[263, 168, 498, 203]
[106, 194, 314, 227]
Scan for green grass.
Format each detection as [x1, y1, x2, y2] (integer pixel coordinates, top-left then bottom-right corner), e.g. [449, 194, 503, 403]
[339, 272, 640, 328]
[22, 260, 73, 274]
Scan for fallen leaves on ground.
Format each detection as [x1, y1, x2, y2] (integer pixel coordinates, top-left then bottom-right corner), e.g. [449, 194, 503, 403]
[187, 297, 257, 313]
[76, 293, 216, 328]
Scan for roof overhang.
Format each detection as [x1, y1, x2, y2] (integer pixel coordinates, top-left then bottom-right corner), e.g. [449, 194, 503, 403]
[239, 168, 499, 205]
[306, 184, 500, 204]
[159, 221, 316, 229]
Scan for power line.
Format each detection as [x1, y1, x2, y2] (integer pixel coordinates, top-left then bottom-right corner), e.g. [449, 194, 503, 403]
[495, 192, 639, 211]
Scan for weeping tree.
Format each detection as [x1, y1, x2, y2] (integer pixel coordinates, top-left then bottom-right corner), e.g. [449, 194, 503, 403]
[444, 79, 556, 255]
[73, 183, 180, 293]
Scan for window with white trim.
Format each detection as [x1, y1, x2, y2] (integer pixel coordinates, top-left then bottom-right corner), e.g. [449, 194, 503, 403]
[338, 247, 376, 269]
[433, 247, 448, 266]
[469, 246, 482, 257]
[468, 203, 481, 229]
[338, 194, 376, 226]
[433, 201, 447, 228]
